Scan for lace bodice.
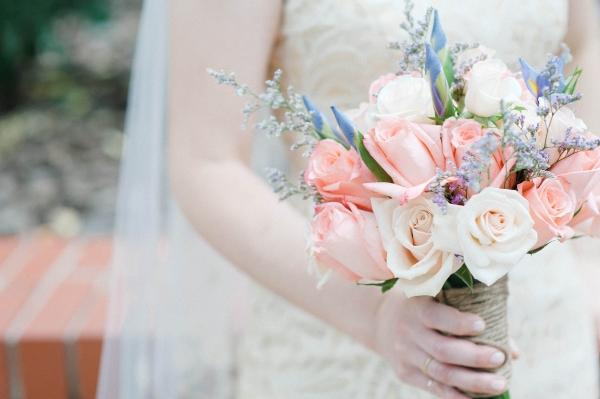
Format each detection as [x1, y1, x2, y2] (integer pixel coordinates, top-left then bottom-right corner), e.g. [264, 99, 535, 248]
[237, 1, 599, 398]
[271, 0, 568, 110]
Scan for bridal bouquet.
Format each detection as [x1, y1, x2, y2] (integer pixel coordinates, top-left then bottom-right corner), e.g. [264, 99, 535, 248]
[210, 4, 599, 398]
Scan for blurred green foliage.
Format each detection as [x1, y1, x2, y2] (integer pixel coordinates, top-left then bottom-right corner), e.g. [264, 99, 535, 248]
[0, 0, 108, 111]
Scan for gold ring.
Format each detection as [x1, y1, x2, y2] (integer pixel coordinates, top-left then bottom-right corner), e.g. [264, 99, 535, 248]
[421, 356, 434, 375]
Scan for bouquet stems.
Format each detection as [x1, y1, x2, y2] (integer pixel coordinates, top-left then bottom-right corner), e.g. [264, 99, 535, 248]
[437, 276, 511, 398]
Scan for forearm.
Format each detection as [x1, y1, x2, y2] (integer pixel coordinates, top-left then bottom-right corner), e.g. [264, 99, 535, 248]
[170, 155, 383, 350]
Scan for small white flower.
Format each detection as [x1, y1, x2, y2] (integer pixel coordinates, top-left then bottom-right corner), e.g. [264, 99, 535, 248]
[346, 102, 377, 133]
[465, 59, 522, 117]
[545, 106, 587, 143]
[373, 75, 435, 123]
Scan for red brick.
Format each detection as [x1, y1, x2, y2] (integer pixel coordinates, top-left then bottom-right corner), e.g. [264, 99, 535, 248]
[0, 345, 9, 399]
[0, 280, 37, 398]
[18, 340, 68, 399]
[76, 296, 107, 399]
[77, 239, 112, 269]
[0, 237, 19, 268]
[18, 282, 91, 399]
[15, 234, 67, 283]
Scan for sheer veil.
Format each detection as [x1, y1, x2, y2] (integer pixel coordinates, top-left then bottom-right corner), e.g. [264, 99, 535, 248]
[97, 0, 246, 397]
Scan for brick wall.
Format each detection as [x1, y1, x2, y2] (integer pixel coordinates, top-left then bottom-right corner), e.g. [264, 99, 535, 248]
[0, 233, 110, 399]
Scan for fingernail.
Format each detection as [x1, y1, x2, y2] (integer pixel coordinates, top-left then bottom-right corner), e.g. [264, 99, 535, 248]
[490, 351, 506, 366]
[472, 319, 485, 332]
[490, 378, 506, 391]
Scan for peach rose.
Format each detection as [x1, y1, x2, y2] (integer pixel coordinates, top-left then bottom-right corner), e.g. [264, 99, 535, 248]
[305, 139, 378, 210]
[310, 202, 392, 282]
[441, 119, 513, 189]
[363, 118, 445, 203]
[518, 178, 577, 247]
[551, 146, 600, 204]
[369, 73, 397, 104]
[569, 186, 600, 237]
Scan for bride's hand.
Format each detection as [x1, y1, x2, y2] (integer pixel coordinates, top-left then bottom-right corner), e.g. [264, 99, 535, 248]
[374, 290, 508, 398]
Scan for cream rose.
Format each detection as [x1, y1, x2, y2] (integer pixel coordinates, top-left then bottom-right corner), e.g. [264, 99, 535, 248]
[373, 74, 434, 123]
[443, 188, 537, 285]
[371, 197, 459, 297]
[465, 59, 522, 117]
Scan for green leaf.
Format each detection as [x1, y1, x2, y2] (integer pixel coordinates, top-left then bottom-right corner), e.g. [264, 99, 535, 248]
[563, 67, 582, 95]
[528, 240, 555, 255]
[472, 114, 502, 128]
[444, 264, 475, 290]
[359, 278, 399, 293]
[440, 48, 455, 87]
[319, 124, 350, 148]
[354, 131, 393, 183]
[454, 264, 474, 289]
[481, 391, 510, 399]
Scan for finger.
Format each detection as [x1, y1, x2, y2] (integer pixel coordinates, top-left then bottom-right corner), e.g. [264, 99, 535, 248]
[418, 299, 486, 336]
[417, 329, 506, 369]
[426, 358, 507, 396]
[509, 338, 520, 360]
[400, 367, 469, 399]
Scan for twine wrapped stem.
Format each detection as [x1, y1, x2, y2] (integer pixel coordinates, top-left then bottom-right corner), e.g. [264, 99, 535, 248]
[436, 276, 511, 398]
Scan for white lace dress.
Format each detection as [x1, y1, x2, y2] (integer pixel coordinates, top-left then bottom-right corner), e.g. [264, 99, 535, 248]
[236, 1, 600, 398]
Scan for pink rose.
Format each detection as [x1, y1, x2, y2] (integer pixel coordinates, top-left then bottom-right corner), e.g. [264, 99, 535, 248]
[441, 119, 512, 189]
[369, 73, 397, 104]
[569, 187, 600, 237]
[363, 118, 445, 203]
[442, 119, 486, 167]
[517, 177, 577, 247]
[551, 146, 600, 204]
[305, 139, 378, 210]
[310, 202, 392, 282]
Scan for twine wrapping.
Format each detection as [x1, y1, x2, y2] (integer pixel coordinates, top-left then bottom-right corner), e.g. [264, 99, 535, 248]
[436, 276, 511, 398]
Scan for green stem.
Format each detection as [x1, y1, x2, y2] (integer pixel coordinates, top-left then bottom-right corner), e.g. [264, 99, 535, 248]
[481, 391, 510, 399]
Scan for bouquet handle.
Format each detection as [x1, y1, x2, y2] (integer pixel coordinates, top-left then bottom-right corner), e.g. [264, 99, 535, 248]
[436, 276, 511, 398]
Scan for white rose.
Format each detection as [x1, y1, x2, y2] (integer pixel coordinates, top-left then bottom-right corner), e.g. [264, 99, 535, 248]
[545, 106, 587, 143]
[517, 101, 542, 131]
[465, 59, 522, 117]
[443, 188, 537, 285]
[372, 197, 460, 297]
[374, 75, 434, 123]
[346, 102, 377, 133]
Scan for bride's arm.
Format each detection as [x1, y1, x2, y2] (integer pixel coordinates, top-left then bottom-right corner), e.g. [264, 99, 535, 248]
[168, 0, 380, 353]
[566, 0, 600, 347]
[168, 2, 508, 396]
